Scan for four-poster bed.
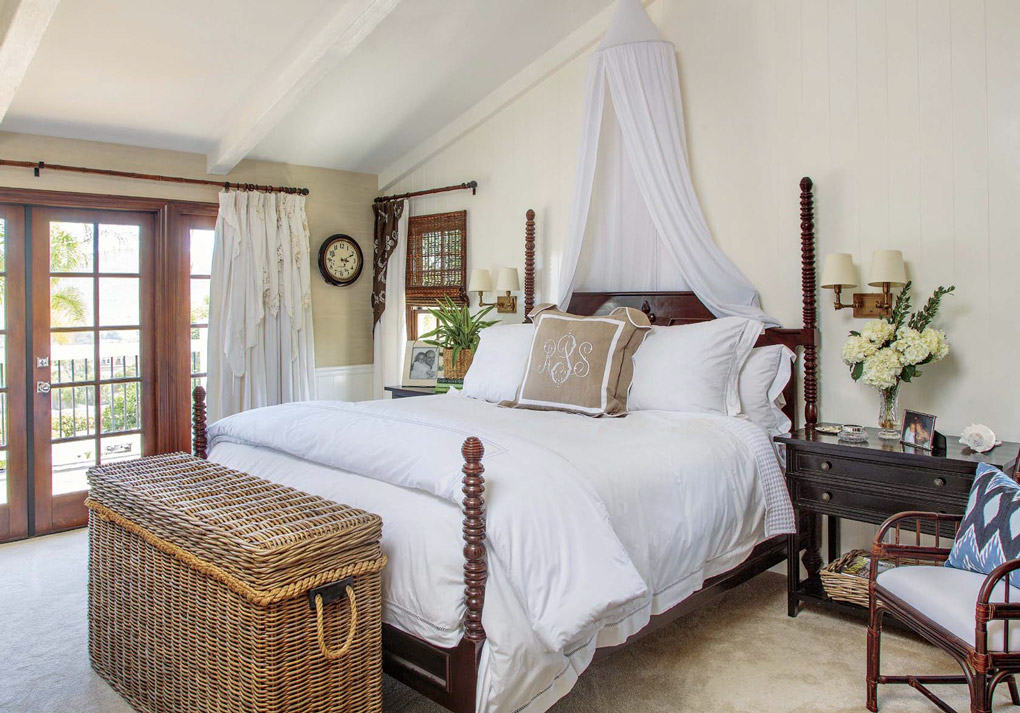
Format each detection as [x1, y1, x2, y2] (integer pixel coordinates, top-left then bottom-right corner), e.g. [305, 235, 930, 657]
[191, 177, 820, 713]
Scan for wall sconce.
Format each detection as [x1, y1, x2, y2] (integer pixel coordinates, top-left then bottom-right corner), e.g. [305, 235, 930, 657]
[821, 249, 907, 318]
[469, 267, 520, 313]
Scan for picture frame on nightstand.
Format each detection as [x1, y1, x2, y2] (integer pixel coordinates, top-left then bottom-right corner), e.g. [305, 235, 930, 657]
[901, 410, 937, 451]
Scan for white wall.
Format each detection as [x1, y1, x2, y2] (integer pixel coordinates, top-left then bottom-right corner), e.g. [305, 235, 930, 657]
[382, 0, 1020, 445]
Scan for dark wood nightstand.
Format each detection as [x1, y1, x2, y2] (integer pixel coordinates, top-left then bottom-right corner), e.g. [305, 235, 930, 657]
[384, 386, 436, 399]
[776, 427, 1020, 618]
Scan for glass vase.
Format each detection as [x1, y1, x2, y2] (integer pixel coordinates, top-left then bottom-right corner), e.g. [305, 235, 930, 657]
[877, 386, 901, 440]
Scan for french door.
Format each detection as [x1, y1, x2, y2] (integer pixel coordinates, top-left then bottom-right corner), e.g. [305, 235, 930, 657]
[29, 208, 156, 533]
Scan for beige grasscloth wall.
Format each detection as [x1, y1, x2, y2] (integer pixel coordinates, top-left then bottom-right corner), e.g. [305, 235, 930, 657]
[383, 0, 1020, 444]
[0, 131, 378, 367]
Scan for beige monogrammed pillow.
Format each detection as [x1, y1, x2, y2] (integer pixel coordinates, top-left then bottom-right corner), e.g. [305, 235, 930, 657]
[501, 304, 652, 416]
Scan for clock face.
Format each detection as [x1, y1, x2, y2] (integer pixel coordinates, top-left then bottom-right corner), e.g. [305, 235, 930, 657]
[318, 235, 363, 286]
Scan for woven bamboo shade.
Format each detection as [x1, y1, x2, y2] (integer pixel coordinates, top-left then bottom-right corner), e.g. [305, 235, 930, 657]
[405, 210, 467, 307]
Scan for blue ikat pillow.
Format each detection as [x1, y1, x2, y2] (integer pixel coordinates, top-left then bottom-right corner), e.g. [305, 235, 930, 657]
[946, 463, 1020, 587]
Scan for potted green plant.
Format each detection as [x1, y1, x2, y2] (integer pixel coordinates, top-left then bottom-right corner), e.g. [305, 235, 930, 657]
[420, 296, 498, 380]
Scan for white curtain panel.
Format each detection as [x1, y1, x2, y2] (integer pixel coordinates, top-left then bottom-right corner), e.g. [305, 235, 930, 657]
[207, 190, 316, 421]
[557, 0, 778, 327]
[372, 200, 409, 398]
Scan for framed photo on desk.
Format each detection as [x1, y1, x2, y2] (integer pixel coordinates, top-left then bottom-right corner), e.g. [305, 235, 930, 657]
[901, 410, 936, 451]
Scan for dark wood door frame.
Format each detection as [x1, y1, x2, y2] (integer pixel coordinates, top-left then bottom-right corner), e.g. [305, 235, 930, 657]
[0, 205, 28, 542]
[0, 187, 216, 539]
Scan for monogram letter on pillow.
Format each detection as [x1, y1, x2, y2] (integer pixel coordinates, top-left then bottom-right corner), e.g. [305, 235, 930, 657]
[502, 304, 651, 416]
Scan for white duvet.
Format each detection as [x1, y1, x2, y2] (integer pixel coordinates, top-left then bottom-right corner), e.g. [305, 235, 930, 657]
[207, 393, 793, 713]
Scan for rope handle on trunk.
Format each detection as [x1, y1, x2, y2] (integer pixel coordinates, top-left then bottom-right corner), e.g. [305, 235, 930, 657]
[314, 586, 358, 659]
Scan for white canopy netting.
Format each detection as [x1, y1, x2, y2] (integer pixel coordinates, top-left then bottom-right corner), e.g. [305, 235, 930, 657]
[557, 0, 777, 326]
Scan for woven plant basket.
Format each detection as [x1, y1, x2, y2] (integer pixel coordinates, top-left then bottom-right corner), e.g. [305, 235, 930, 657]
[443, 348, 474, 380]
[820, 549, 891, 607]
[87, 453, 386, 713]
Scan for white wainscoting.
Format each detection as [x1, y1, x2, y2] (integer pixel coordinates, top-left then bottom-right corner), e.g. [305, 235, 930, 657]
[314, 364, 374, 402]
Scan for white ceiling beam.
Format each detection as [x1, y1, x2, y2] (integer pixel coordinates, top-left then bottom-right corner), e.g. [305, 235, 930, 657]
[206, 0, 401, 175]
[377, 0, 658, 190]
[0, 0, 60, 123]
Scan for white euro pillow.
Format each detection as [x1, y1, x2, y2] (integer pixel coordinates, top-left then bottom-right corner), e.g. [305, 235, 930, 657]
[628, 317, 763, 415]
[737, 345, 797, 436]
[462, 323, 535, 403]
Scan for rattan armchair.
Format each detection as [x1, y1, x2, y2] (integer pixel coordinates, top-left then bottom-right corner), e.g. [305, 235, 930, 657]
[867, 511, 1020, 713]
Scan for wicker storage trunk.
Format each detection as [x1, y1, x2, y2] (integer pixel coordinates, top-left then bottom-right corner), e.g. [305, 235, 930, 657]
[86, 453, 386, 713]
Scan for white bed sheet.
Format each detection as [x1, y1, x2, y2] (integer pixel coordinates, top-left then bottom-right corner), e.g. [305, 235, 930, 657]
[208, 394, 789, 713]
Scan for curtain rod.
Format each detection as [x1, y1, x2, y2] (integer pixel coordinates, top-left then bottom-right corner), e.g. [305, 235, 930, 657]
[374, 180, 477, 204]
[0, 158, 310, 195]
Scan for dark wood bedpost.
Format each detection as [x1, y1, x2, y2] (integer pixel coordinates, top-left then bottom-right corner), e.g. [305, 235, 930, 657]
[524, 209, 536, 322]
[192, 385, 208, 459]
[461, 437, 487, 643]
[799, 177, 819, 431]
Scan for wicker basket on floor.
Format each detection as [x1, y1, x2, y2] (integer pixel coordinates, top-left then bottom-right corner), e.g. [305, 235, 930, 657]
[820, 549, 887, 607]
[87, 452, 386, 713]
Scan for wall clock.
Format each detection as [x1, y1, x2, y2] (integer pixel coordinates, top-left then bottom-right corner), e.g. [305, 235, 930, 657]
[317, 234, 363, 286]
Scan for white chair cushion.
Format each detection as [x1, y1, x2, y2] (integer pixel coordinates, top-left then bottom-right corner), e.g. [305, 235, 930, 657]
[878, 565, 1020, 651]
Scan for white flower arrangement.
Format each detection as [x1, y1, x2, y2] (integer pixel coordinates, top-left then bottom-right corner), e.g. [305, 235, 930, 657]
[842, 282, 955, 395]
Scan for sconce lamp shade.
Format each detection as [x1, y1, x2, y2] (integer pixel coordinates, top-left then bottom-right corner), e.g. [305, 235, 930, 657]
[468, 268, 492, 293]
[467, 269, 491, 293]
[820, 253, 858, 288]
[495, 267, 520, 292]
[868, 250, 907, 287]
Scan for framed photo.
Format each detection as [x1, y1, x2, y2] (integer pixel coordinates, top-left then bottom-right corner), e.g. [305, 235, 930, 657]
[403, 342, 439, 387]
[901, 410, 937, 451]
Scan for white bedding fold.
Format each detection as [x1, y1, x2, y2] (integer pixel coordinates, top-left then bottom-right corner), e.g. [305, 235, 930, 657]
[207, 397, 650, 650]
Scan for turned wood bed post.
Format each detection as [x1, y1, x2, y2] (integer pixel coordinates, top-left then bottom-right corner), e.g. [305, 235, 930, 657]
[461, 437, 488, 644]
[524, 209, 536, 322]
[192, 385, 208, 459]
[800, 177, 819, 430]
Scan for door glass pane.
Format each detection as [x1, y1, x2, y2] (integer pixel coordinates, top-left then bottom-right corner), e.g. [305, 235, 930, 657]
[98, 277, 139, 326]
[0, 448, 6, 506]
[191, 278, 209, 324]
[51, 440, 95, 496]
[0, 276, 4, 331]
[190, 229, 214, 275]
[100, 382, 141, 434]
[50, 276, 95, 328]
[98, 224, 140, 273]
[51, 385, 96, 439]
[50, 222, 94, 273]
[190, 327, 207, 375]
[99, 330, 141, 379]
[51, 331, 95, 384]
[101, 433, 141, 465]
[0, 334, 5, 389]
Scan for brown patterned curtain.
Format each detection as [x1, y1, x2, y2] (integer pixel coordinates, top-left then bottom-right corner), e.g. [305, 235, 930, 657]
[372, 200, 406, 325]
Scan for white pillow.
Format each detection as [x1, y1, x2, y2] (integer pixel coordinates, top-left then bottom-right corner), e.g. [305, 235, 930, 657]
[628, 317, 763, 415]
[737, 345, 797, 436]
[462, 324, 535, 403]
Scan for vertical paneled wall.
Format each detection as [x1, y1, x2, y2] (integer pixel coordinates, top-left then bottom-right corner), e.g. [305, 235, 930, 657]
[382, 0, 1020, 441]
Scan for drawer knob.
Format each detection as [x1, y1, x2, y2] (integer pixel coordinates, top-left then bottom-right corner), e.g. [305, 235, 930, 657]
[821, 491, 832, 502]
[934, 477, 946, 488]
[820, 461, 832, 471]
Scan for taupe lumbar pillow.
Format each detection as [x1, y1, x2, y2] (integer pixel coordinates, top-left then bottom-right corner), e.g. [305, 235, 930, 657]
[502, 304, 652, 416]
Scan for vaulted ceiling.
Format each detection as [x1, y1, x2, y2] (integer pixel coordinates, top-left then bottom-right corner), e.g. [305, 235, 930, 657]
[0, 0, 612, 176]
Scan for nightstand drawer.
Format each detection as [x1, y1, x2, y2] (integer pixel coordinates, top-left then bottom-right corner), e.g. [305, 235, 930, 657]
[794, 451, 971, 496]
[796, 480, 961, 521]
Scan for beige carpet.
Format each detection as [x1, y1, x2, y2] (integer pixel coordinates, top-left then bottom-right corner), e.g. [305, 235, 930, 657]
[0, 530, 1012, 713]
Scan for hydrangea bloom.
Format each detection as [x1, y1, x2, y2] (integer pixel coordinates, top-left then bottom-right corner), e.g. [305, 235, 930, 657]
[861, 347, 902, 390]
[892, 326, 931, 366]
[842, 334, 878, 365]
[861, 319, 895, 345]
[922, 328, 949, 361]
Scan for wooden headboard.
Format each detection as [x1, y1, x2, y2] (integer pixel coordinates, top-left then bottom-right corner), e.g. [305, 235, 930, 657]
[520, 178, 820, 431]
